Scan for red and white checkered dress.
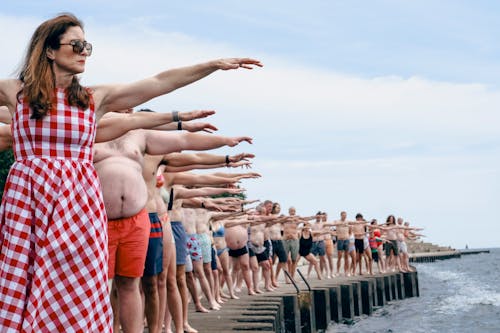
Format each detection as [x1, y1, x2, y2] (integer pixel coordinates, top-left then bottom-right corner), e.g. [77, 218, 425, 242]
[0, 88, 112, 332]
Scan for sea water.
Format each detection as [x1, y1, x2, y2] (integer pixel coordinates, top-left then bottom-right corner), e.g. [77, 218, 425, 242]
[328, 248, 500, 333]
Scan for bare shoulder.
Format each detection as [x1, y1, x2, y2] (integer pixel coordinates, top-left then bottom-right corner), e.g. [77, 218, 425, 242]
[0, 79, 22, 110]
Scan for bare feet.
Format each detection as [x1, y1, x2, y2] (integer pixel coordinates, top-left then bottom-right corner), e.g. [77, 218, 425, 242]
[220, 292, 231, 299]
[195, 304, 209, 313]
[184, 323, 198, 333]
[230, 294, 240, 300]
[210, 302, 221, 311]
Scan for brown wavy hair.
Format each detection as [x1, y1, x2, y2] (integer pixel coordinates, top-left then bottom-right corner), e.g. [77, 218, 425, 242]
[17, 13, 90, 120]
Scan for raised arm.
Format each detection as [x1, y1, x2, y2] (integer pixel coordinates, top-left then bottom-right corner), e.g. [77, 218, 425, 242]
[144, 130, 252, 156]
[185, 186, 244, 198]
[92, 58, 262, 117]
[163, 152, 254, 168]
[212, 171, 260, 178]
[95, 110, 215, 142]
[157, 121, 218, 133]
[168, 172, 238, 187]
[225, 219, 251, 228]
[209, 211, 246, 222]
[182, 197, 239, 212]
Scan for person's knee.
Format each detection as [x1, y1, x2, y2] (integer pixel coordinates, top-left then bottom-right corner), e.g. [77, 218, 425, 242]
[157, 271, 167, 288]
[176, 266, 185, 279]
[166, 270, 178, 288]
[142, 276, 159, 294]
[115, 276, 140, 294]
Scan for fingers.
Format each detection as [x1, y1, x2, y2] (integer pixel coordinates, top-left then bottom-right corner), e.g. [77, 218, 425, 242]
[195, 110, 216, 118]
[238, 137, 253, 144]
[204, 124, 218, 131]
[237, 58, 263, 68]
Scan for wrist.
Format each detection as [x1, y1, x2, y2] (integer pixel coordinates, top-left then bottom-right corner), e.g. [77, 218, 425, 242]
[172, 111, 180, 122]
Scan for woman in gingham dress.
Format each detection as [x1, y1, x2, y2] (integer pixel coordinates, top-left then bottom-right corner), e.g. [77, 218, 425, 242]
[0, 13, 261, 332]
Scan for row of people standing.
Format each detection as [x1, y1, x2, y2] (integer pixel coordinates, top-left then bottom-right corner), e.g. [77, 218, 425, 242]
[0, 13, 262, 332]
[304, 212, 423, 278]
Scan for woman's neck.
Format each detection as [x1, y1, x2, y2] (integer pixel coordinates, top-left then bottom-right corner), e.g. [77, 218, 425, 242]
[54, 70, 74, 88]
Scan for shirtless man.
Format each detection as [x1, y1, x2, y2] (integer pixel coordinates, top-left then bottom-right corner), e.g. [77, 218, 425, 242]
[282, 207, 300, 281]
[309, 212, 327, 278]
[261, 200, 280, 288]
[351, 213, 371, 275]
[268, 203, 288, 285]
[94, 127, 251, 333]
[224, 213, 255, 295]
[333, 211, 351, 276]
[282, 207, 316, 281]
[248, 205, 273, 292]
[250, 204, 292, 291]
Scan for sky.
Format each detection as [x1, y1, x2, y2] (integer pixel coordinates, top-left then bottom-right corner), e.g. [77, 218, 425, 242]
[0, 1, 499, 249]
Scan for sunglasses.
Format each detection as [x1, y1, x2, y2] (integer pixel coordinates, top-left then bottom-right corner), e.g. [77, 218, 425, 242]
[59, 40, 93, 56]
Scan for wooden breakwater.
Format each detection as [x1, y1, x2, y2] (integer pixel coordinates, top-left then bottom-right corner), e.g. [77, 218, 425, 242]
[409, 249, 490, 263]
[185, 270, 419, 333]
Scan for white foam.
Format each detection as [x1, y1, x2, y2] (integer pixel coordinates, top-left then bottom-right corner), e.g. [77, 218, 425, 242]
[417, 265, 500, 314]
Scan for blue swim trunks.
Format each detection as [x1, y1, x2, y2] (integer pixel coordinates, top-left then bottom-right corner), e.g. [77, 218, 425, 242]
[171, 221, 187, 265]
[144, 212, 164, 276]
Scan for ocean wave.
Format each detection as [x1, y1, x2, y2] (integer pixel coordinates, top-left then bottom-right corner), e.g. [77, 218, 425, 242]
[419, 266, 500, 314]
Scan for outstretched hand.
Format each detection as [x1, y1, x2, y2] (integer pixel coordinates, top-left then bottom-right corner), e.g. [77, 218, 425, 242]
[230, 153, 255, 163]
[228, 161, 252, 169]
[217, 58, 263, 70]
[188, 110, 216, 120]
[183, 122, 218, 133]
[228, 136, 253, 146]
[239, 172, 261, 179]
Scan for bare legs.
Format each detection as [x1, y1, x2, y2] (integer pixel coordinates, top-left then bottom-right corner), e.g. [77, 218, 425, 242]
[219, 250, 239, 299]
[142, 275, 160, 333]
[233, 254, 255, 295]
[114, 276, 144, 333]
[176, 264, 198, 333]
[191, 259, 220, 310]
[161, 237, 183, 333]
[304, 254, 322, 280]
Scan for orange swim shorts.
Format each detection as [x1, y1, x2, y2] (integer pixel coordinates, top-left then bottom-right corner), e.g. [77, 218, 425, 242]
[108, 208, 150, 279]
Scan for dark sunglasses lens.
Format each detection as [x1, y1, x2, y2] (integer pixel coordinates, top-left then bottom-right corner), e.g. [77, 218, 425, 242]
[71, 41, 83, 53]
[72, 41, 92, 56]
[85, 43, 93, 56]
